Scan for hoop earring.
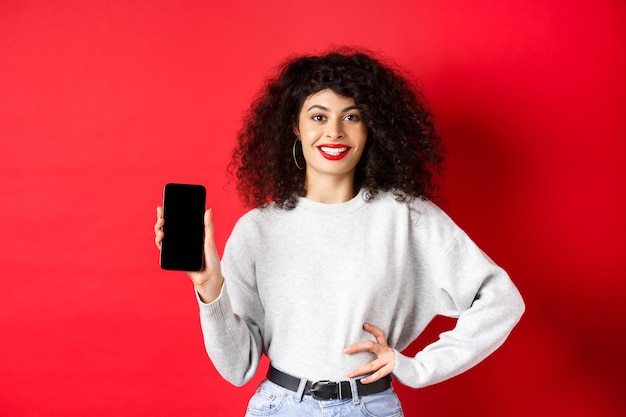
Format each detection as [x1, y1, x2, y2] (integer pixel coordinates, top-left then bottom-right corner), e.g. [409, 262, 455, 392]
[292, 138, 305, 170]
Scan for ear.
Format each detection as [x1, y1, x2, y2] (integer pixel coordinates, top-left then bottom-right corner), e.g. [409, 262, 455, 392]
[292, 122, 300, 138]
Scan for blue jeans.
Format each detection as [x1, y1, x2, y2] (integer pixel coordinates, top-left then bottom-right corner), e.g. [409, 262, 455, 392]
[244, 380, 404, 417]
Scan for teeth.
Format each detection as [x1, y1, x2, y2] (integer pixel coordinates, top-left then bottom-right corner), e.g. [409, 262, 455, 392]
[320, 146, 348, 156]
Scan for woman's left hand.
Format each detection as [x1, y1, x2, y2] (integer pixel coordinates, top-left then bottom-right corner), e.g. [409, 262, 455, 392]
[344, 323, 396, 384]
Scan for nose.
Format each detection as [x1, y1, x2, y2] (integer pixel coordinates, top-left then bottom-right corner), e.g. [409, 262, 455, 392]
[325, 118, 344, 140]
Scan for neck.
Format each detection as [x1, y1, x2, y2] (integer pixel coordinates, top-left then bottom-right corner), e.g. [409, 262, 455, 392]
[304, 174, 357, 204]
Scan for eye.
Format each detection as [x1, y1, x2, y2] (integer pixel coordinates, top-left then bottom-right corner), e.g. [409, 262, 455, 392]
[312, 114, 326, 122]
[344, 113, 361, 122]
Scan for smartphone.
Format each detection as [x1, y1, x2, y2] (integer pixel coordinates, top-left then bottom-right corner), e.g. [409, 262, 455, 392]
[160, 183, 206, 271]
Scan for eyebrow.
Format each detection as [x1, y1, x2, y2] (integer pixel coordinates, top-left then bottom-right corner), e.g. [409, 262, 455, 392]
[306, 104, 361, 113]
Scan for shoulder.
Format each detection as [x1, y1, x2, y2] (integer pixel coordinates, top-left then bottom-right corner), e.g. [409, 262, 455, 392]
[228, 202, 290, 240]
[369, 191, 463, 247]
[222, 206, 271, 262]
[230, 205, 272, 234]
[368, 190, 454, 224]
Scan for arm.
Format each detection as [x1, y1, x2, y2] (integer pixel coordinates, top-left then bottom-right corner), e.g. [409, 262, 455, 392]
[155, 207, 263, 386]
[197, 284, 264, 386]
[393, 231, 525, 388]
[196, 212, 265, 387]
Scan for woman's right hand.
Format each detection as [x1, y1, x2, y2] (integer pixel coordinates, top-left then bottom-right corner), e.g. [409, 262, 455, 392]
[154, 206, 224, 303]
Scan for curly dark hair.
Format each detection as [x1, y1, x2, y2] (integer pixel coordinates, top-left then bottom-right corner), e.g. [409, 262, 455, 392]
[229, 47, 444, 209]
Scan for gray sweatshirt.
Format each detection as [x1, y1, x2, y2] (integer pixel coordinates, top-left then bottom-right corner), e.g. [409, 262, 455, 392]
[198, 190, 525, 388]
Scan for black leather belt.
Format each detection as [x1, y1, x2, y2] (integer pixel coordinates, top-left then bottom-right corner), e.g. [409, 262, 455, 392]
[267, 364, 391, 401]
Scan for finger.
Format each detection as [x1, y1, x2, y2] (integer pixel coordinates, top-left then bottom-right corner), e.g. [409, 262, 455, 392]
[154, 217, 164, 234]
[204, 209, 216, 250]
[346, 358, 385, 379]
[154, 207, 165, 250]
[346, 356, 395, 382]
[359, 362, 395, 384]
[346, 349, 396, 382]
[363, 323, 388, 345]
[343, 340, 379, 355]
[154, 206, 164, 233]
[155, 231, 163, 250]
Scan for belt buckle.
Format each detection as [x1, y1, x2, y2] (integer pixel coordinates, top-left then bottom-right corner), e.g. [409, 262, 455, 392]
[310, 380, 341, 400]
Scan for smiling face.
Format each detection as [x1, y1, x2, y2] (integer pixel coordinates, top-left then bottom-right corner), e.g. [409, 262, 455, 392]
[293, 89, 368, 191]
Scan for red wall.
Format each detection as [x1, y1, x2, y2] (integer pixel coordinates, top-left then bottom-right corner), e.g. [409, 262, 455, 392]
[1, 1, 624, 415]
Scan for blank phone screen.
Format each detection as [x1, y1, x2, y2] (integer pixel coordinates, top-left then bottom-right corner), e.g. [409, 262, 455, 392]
[160, 183, 206, 271]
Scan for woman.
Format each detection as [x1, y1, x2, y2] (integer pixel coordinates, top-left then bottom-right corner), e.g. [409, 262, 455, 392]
[154, 48, 524, 416]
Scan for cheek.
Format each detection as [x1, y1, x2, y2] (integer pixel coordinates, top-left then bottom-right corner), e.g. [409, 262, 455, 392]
[355, 128, 368, 149]
[353, 134, 368, 160]
[353, 147, 366, 163]
[300, 138, 318, 160]
[300, 126, 322, 144]
[351, 124, 367, 141]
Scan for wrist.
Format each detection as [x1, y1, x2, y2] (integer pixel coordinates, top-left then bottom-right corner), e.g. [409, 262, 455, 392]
[195, 274, 224, 304]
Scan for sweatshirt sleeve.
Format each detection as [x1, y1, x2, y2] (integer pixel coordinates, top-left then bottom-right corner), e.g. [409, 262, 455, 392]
[393, 227, 525, 388]
[196, 214, 264, 387]
[197, 285, 263, 386]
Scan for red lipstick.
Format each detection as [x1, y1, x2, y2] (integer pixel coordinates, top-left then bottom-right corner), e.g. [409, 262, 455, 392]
[318, 144, 351, 160]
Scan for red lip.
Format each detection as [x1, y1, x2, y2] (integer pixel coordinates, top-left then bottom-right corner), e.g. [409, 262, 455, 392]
[317, 144, 351, 160]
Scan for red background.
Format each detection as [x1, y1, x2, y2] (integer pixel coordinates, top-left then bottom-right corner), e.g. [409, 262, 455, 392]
[1, 1, 625, 415]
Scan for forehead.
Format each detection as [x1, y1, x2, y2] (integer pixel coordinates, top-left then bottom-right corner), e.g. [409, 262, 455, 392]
[301, 88, 356, 109]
